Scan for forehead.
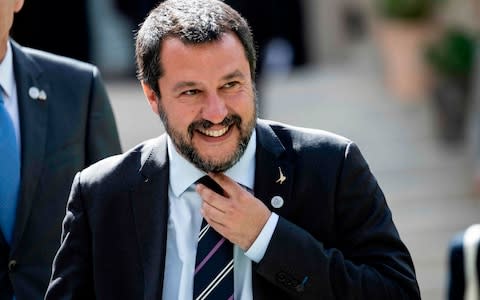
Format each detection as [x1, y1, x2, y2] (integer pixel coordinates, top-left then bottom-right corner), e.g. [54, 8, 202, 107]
[160, 32, 250, 78]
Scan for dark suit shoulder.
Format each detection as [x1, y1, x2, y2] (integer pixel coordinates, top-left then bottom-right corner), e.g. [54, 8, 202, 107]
[11, 41, 100, 91]
[256, 119, 364, 187]
[259, 118, 353, 153]
[79, 137, 163, 191]
[21, 45, 98, 75]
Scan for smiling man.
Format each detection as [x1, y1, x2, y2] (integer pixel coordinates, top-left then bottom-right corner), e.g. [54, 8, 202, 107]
[45, 0, 420, 299]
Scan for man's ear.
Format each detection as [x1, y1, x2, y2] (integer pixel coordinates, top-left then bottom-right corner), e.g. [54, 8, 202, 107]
[14, 0, 25, 13]
[141, 82, 160, 115]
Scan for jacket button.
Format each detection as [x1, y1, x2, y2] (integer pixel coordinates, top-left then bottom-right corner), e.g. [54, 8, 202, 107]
[8, 260, 17, 271]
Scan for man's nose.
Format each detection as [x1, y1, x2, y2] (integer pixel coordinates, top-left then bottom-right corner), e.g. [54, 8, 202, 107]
[201, 93, 228, 124]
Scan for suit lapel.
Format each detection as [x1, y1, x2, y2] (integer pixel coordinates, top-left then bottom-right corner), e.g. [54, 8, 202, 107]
[254, 120, 294, 216]
[10, 41, 49, 251]
[131, 135, 169, 300]
[252, 120, 295, 299]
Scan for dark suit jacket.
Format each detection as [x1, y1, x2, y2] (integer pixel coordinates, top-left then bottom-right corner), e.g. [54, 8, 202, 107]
[0, 40, 122, 300]
[45, 119, 420, 299]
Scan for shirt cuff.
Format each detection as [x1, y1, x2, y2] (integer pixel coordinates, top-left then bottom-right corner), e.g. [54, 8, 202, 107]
[245, 212, 279, 263]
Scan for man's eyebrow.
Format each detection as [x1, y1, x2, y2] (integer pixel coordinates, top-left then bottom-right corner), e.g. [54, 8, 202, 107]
[172, 70, 246, 92]
[173, 81, 197, 92]
[222, 70, 246, 81]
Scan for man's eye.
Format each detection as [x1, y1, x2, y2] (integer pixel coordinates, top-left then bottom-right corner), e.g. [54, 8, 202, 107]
[182, 89, 199, 96]
[223, 81, 239, 89]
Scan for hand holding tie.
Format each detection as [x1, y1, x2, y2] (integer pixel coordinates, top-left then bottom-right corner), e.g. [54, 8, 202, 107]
[196, 173, 271, 251]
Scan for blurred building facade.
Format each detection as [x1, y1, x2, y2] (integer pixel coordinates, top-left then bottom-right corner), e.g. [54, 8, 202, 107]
[12, 0, 472, 81]
[9, 0, 476, 78]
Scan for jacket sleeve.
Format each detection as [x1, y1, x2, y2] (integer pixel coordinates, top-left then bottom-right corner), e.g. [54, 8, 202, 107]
[255, 141, 421, 299]
[45, 172, 95, 300]
[86, 67, 122, 164]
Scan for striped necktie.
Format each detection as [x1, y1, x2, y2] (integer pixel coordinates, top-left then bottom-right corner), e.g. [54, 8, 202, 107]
[0, 91, 20, 244]
[193, 176, 234, 300]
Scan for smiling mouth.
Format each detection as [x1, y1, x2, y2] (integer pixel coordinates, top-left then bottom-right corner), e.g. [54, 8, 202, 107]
[197, 126, 230, 137]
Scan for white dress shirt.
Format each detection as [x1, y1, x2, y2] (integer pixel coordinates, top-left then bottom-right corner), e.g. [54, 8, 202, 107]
[0, 40, 21, 151]
[162, 130, 279, 299]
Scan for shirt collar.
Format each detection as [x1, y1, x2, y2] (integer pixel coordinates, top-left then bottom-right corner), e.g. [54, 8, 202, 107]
[168, 129, 257, 197]
[0, 40, 14, 98]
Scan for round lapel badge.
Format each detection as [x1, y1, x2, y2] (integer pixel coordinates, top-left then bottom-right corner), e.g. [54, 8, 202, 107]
[271, 196, 284, 209]
[28, 87, 40, 99]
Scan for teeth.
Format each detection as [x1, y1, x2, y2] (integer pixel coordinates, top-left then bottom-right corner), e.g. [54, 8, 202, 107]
[198, 126, 229, 137]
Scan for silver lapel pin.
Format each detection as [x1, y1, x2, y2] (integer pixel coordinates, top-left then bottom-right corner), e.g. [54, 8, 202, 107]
[275, 166, 286, 184]
[38, 90, 47, 101]
[28, 87, 39, 99]
[271, 195, 284, 208]
[28, 86, 47, 101]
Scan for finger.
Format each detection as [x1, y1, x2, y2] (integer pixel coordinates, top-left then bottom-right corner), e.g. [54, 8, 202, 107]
[202, 200, 228, 225]
[208, 172, 243, 196]
[201, 201, 235, 237]
[196, 183, 229, 213]
[196, 182, 224, 198]
[203, 214, 230, 241]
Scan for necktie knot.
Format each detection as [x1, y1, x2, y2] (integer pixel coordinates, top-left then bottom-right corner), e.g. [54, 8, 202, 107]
[196, 175, 225, 196]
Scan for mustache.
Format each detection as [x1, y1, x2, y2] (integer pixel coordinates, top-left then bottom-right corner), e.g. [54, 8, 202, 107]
[188, 115, 242, 136]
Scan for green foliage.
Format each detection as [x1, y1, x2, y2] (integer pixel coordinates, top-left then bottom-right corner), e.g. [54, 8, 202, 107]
[425, 28, 477, 77]
[375, 0, 441, 21]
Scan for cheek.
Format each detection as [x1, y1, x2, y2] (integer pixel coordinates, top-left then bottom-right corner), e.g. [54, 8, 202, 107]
[235, 97, 256, 119]
[164, 104, 199, 129]
[228, 91, 255, 114]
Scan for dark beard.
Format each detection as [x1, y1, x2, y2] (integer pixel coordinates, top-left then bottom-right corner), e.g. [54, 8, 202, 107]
[158, 105, 256, 173]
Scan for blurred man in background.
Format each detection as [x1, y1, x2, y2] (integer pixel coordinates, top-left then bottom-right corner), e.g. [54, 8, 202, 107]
[0, 0, 122, 299]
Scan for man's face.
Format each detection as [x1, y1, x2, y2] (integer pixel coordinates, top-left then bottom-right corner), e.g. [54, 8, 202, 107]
[143, 32, 256, 172]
